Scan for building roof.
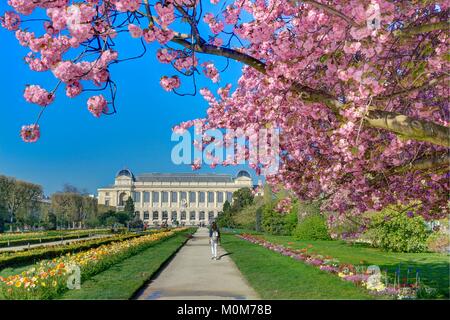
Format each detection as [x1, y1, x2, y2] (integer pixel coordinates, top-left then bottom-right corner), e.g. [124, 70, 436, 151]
[135, 173, 234, 183]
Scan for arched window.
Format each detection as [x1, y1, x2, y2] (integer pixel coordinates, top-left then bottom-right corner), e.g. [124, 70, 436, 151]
[162, 211, 168, 220]
[181, 211, 186, 220]
[171, 211, 177, 221]
[119, 192, 128, 206]
[152, 211, 159, 220]
[189, 211, 196, 220]
[144, 211, 149, 220]
[208, 211, 214, 221]
[199, 211, 205, 220]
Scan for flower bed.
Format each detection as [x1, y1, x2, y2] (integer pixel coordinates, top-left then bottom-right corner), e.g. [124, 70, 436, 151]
[237, 234, 431, 299]
[0, 233, 140, 269]
[0, 228, 188, 299]
[0, 229, 112, 248]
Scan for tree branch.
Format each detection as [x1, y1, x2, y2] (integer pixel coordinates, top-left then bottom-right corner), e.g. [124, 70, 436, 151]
[365, 109, 450, 147]
[395, 21, 449, 37]
[167, 26, 449, 148]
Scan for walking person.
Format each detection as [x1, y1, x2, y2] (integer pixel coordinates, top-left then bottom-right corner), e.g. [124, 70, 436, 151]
[209, 222, 220, 260]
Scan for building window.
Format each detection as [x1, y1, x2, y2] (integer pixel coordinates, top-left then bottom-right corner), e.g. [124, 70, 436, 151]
[144, 211, 149, 220]
[207, 192, 214, 204]
[208, 211, 214, 220]
[217, 192, 224, 203]
[189, 192, 196, 204]
[181, 211, 186, 220]
[153, 211, 159, 220]
[189, 211, 196, 220]
[143, 192, 150, 203]
[105, 200, 110, 206]
[199, 192, 205, 204]
[226, 192, 233, 202]
[105, 192, 110, 196]
[180, 192, 187, 201]
[152, 192, 159, 205]
[133, 192, 141, 203]
[162, 211, 168, 220]
[199, 211, 205, 220]
[134, 211, 140, 218]
[171, 211, 177, 221]
[162, 191, 169, 203]
[171, 191, 177, 203]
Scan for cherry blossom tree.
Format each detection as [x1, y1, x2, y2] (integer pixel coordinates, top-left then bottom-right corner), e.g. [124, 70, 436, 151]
[1, 1, 448, 221]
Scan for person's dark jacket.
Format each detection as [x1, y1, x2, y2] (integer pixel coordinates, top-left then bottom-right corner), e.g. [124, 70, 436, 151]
[209, 227, 220, 239]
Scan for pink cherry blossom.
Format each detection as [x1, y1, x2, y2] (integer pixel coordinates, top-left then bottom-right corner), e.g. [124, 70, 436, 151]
[23, 85, 54, 106]
[160, 75, 181, 91]
[1, 11, 20, 30]
[128, 24, 143, 38]
[20, 124, 40, 143]
[87, 95, 108, 117]
[201, 62, 220, 83]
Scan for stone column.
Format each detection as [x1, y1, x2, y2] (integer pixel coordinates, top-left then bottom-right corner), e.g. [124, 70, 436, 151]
[140, 191, 144, 208]
[186, 191, 190, 208]
[196, 191, 200, 208]
[168, 190, 172, 207]
[158, 191, 162, 208]
[149, 191, 153, 209]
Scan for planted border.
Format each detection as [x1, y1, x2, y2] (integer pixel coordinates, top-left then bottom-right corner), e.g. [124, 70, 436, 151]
[0, 228, 190, 299]
[0, 233, 141, 269]
[237, 234, 438, 299]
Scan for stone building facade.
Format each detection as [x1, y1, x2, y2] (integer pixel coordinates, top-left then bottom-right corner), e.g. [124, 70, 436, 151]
[97, 169, 253, 226]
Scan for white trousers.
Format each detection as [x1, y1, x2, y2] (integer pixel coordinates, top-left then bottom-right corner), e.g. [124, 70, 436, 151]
[210, 240, 218, 257]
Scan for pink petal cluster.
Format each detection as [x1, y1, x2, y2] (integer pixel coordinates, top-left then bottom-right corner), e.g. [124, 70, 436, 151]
[128, 24, 143, 38]
[112, 0, 140, 12]
[160, 75, 181, 91]
[20, 124, 40, 143]
[23, 85, 54, 106]
[87, 95, 108, 118]
[143, 27, 174, 44]
[154, 3, 175, 28]
[275, 197, 292, 214]
[203, 13, 224, 34]
[156, 48, 177, 63]
[1, 11, 20, 30]
[201, 62, 220, 83]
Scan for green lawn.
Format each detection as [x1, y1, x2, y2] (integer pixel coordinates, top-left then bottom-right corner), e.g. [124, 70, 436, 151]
[58, 232, 189, 300]
[260, 234, 450, 298]
[221, 234, 375, 299]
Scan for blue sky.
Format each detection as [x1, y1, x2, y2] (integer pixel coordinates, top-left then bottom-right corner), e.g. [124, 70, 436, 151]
[0, 3, 255, 195]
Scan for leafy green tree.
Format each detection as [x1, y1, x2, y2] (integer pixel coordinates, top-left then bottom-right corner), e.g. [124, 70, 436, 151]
[231, 188, 254, 212]
[294, 214, 331, 240]
[366, 205, 431, 252]
[222, 200, 231, 214]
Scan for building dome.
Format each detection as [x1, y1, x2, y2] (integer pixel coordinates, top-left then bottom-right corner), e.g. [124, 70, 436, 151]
[236, 170, 251, 179]
[116, 169, 134, 180]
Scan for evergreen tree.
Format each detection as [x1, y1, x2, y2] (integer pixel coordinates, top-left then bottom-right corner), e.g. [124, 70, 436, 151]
[124, 197, 135, 217]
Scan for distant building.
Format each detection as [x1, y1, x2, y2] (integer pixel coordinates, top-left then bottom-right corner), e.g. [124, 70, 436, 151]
[97, 169, 253, 226]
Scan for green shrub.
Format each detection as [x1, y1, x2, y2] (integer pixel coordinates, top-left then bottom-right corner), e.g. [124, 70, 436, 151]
[365, 206, 431, 253]
[261, 204, 298, 236]
[294, 214, 331, 240]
